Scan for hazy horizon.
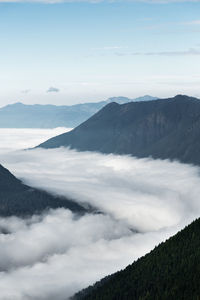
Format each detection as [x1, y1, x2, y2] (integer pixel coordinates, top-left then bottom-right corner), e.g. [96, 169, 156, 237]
[0, 93, 199, 108]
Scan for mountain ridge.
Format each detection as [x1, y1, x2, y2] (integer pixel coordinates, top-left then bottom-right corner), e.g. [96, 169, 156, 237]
[38, 94, 200, 166]
[0, 95, 157, 128]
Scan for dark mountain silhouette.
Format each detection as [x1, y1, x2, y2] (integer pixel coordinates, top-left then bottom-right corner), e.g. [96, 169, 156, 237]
[73, 217, 200, 300]
[0, 164, 87, 217]
[38, 95, 200, 166]
[0, 96, 157, 128]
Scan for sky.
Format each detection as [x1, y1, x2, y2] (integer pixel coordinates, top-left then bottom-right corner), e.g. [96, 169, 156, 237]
[0, 0, 200, 105]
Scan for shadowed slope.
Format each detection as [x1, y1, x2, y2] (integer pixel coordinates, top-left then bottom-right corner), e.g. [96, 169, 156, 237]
[0, 164, 87, 217]
[39, 95, 200, 166]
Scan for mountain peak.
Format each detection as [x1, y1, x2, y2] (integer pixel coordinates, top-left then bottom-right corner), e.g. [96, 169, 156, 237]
[173, 94, 199, 101]
[11, 102, 24, 106]
[106, 96, 132, 104]
[133, 95, 158, 102]
[38, 95, 200, 166]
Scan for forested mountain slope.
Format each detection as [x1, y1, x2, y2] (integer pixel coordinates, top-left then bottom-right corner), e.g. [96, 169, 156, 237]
[73, 217, 200, 300]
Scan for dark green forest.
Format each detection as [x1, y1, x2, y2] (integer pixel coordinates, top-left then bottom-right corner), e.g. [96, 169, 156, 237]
[73, 217, 200, 300]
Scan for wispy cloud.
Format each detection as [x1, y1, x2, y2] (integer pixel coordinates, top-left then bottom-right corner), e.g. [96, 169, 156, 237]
[92, 46, 126, 50]
[115, 48, 200, 57]
[184, 20, 200, 25]
[21, 89, 31, 94]
[47, 86, 60, 93]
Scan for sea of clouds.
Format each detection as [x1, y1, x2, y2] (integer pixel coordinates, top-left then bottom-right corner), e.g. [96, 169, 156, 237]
[0, 128, 200, 300]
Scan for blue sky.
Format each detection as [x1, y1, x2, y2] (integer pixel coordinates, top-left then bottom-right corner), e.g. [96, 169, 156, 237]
[0, 1, 200, 105]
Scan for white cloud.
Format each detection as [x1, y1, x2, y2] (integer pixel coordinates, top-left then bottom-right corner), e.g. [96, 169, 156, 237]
[185, 20, 200, 25]
[21, 89, 31, 94]
[47, 87, 60, 93]
[3, 147, 200, 232]
[0, 129, 200, 299]
[0, 211, 168, 300]
[0, 127, 71, 150]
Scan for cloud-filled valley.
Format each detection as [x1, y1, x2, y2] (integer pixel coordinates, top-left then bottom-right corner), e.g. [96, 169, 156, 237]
[0, 129, 200, 299]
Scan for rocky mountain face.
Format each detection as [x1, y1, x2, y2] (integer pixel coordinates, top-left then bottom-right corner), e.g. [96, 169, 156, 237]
[39, 95, 200, 166]
[0, 164, 87, 217]
[73, 217, 200, 300]
[0, 95, 157, 128]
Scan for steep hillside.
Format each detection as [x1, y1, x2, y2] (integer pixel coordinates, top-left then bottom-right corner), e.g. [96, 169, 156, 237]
[73, 217, 200, 300]
[0, 164, 87, 217]
[39, 95, 200, 166]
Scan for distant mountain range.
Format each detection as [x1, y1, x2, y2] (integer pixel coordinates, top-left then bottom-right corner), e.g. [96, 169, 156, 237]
[0, 95, 157, 128]
[38, 95, 200, 166]
[0, 164, 87, 217]
[73, 217, 200, 300]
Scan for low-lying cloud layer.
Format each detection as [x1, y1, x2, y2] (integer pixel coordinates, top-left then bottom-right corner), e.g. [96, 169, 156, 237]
[0, 209, 142, 300]
[0, 127, 71, 150]
[0, 128, 200, 299]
